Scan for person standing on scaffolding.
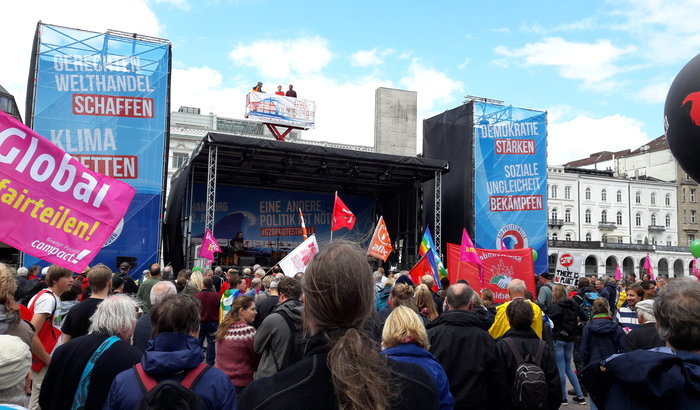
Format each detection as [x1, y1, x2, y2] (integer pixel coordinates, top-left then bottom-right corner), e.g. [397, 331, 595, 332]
[253, 82, 263, 92]
[275, 85, 285, 96]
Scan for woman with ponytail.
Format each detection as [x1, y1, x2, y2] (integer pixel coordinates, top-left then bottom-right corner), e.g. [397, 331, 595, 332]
[214, 295, 259, 394]
[239, 240, 440, 410]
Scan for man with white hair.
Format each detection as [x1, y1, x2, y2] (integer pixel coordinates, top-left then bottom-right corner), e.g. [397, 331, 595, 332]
[254, 268, 265, 279]
[39, 295, 142, 409]
[132, 281, 177, 352]
[623, 299, 664, 352]
[488, 279, 543, 339]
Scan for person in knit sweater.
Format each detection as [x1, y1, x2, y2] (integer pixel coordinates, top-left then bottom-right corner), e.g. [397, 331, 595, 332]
[215, 295, 260, 394]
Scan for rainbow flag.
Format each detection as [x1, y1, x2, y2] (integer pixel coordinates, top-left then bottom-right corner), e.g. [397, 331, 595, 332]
[419, 227, 447, 279]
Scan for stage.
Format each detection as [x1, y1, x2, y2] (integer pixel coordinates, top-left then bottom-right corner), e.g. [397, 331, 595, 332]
[164, 133, 449, 273]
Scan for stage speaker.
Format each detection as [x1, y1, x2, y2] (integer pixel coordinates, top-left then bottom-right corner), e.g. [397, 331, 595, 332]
[239, 256, 256, 267]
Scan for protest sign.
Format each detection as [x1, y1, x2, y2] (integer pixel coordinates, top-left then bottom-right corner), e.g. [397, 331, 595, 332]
[554, 251, 583, 286]
[0, 112, 135, 271]
[447, 243, 536, 304]
[278, 234, 319, 277]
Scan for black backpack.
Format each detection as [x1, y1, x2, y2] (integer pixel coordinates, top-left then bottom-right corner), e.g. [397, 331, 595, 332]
[271, 310, 306, 371]
[134, 363, 209, 410]
[504, 338, 549, 410]
[558, 305, 579, 340]
[19, 279, 47, 306]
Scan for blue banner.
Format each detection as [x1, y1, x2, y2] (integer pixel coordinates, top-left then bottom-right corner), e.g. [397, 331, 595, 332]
[473, 102, 548, 274]
[191, 186, 374, 254]
[24, 24, 170, 276]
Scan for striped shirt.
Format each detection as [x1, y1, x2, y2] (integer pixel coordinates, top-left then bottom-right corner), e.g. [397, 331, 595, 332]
[616, 306, 640, 333]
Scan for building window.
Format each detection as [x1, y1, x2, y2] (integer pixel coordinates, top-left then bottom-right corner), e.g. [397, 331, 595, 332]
[665, 194, 671, 206]
[690, 234, 697, 245]
[651, 193, 656, 205]
[565, 209, 571, 223]
[551, 185, 558, 199]
[565, 186, 571, 200]
[551, 208, 558, 220]
[585, 187, 591, 200]
[172, 152, 188, 169]
[585, 232, 592, 241]
[617, 190, 622, 203]
[666, 214, 671, 228]
[617, 211, 623, 225]
[636, 192, 641, 204]
[565, 233, 572, 241]
[601, 189, 607, 202]
[692, 189, 697, 203]
[683, 189, 687, 203]
[618, 237, 623, 244]
[602, 234, 608, 242]
[636, 213, 642, 226]
[585, 209, 592, 224]
[651, 213, 657, 225]
[692, 210, 697, 224]
[601, 210, 607, 223]
[667, 237, 672, 246]
[552, 233, 558, 241]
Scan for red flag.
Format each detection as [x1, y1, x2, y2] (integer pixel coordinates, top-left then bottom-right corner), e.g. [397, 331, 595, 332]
[331, 192, 356, 231]
[409, 254, 436, 286]
[367, 216, 393, 261]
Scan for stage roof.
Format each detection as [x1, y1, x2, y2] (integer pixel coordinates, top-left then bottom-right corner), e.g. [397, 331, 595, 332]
[173, 132, 450, 197]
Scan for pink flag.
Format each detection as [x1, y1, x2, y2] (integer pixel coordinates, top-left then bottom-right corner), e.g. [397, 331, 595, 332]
[693, 258, 698, 278]
[198, 229, 222, 264]
[0, 112, 135, 272]
[460, 229, 482, 265]
[614, 264, 622, 280]
[644, 253, 655, 280]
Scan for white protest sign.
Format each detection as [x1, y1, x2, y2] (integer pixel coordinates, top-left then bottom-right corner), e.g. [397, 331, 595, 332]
[554, 251, 584, 286]
[278, 235, 319, 277]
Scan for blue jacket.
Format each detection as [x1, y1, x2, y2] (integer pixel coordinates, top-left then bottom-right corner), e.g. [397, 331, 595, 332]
[580, 316, 625, 366]
[583, 347, 700, 410]
[382, 343, 454, 410]
[104, 332, 236, 410]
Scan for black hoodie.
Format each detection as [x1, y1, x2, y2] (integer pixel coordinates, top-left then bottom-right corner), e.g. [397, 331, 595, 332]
[427, 310, 508, 409]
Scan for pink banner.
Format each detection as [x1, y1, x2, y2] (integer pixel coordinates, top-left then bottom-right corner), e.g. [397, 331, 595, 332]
[198, 228, 221, 263]
[0, 112, 135, 272]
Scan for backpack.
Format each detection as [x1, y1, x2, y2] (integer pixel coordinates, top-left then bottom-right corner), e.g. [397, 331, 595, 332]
[557, 305, 578, 340]
[271, 310, 306, 371]
[504, 338, 549, 410]
[134, 362, 209, 410]
[579, 292, 600, 320]
[19, 279, 47, 306]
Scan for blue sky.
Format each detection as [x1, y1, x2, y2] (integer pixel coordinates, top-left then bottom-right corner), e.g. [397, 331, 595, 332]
[3, 0, 698, 164]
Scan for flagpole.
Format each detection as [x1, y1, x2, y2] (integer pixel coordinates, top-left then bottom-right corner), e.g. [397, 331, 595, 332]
[330, 191, 337, 241]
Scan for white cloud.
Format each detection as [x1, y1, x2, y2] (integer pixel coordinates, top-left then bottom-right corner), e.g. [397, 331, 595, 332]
[399, 60, 464, 114]
[610, 0, 700, 64]
[229, 36, 332, 79]
[153, 0, 191, 10]
[520, 18, 596, 34]
[547, 108, 650, 165]
[458, 58, 471, 69]
[495, 37, 636, 91]
[171, 66, 247, 118]
[0, 0, 161, 119]
[349, 48, 394, 67]
[635, 81, 671, 103]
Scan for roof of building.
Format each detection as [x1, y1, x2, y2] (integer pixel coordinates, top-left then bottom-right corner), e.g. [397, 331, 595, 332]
[564, 134, 667, 167]
[627, 134, 668, 155]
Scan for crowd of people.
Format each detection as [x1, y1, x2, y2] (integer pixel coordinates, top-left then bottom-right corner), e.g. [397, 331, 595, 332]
[0, 246, 699, 409]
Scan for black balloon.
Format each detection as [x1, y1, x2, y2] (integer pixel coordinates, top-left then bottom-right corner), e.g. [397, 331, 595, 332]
[665, 54, 700, 182]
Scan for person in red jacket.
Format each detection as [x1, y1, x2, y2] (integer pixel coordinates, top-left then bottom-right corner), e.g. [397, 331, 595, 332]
[194, 277, 220, 365]
[215, 295, 259, 395]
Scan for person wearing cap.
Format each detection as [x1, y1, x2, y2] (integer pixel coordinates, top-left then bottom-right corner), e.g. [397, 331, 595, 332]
[537, 272, 554, 311]
[624, 299, 664, 352]
[0, 335, 32, 407]
[117, 262, 138, 295]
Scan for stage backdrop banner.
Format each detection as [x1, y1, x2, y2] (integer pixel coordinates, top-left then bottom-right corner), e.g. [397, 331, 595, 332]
[190, 185, 374, 252]
[473, 103, 548, 274]
[25, 24, 170, 275]
[447, 243, 536, 304]
[554, 251, 584, 286]
[0, 113, 135, 271]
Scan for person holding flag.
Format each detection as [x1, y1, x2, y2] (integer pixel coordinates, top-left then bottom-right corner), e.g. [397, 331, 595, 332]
[419, 227, 447, 285]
